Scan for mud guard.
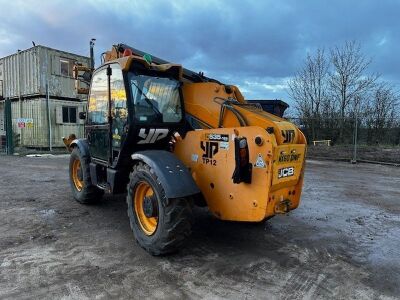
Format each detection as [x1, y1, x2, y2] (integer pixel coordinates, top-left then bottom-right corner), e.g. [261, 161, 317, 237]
[69, 139, 90, 157]
[131, 150, 200, 199]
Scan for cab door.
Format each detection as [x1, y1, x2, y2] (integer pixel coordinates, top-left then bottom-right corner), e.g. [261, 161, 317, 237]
[87, 67, 110, 162]
[110, 64, 128, 161]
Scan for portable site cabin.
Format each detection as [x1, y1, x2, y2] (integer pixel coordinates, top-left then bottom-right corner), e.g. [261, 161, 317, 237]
[0, 45, 90, 148]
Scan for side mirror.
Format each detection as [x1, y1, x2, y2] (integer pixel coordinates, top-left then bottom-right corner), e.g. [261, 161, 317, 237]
[79, 112, 87, 120]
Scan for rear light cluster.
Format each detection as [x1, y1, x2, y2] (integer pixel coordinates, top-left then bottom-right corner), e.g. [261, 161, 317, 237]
[232, 137, 252, 184]
[239, 139, 248, 167]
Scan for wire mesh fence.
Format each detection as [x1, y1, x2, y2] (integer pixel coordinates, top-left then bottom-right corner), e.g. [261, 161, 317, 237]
[289, 117, 400, 164]
[0, 99, 14, 155]
[0, 135, 6, 154]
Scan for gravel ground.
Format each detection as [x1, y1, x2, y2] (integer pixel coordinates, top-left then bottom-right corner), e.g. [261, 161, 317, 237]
[307, 145, 400, 164]
[0, 155, 399, 299]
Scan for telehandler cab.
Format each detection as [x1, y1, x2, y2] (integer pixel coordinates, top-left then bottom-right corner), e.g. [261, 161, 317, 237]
[64, 44, 306, 255]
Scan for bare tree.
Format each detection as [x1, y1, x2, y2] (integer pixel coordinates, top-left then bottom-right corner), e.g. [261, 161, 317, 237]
[288, 48, 329, 140]
[365, 82, 399, 143]
[329, 41, 378, 141]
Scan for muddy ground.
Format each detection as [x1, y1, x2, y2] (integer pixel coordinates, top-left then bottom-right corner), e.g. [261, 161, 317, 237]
[0, 155, 399, 299]
[307, 144, 400, 164]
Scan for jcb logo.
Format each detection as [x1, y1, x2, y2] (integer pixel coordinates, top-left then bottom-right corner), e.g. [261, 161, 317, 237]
[200, 141, 219, 166]
[278, 167, 294, 179]
[282, 130, 295, 143]
[138, 128, 169, 144]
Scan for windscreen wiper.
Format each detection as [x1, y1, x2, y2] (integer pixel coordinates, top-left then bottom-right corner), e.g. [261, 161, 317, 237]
[131, 80, 163, 117]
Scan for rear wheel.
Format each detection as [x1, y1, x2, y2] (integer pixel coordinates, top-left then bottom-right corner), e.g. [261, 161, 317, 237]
[127, 162, 193, 255]
[69, 147, 103, 204]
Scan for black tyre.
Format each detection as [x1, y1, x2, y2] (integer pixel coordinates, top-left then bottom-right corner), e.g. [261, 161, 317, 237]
[69, 147, 103, 204]
[127, 162, 193, 255]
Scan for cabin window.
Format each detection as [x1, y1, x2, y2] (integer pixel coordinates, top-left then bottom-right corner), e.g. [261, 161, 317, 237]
[62, 106, 77, 123]
[60, 59, 72, 77]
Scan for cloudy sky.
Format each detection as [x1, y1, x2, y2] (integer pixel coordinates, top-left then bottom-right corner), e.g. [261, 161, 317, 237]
[0, 0, 399, 106]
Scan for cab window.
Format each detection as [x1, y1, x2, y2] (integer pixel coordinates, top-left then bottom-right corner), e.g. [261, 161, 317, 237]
[88, 68, 108, 124]
[129, 74, 183, 124]
[110, 65, 127, 147]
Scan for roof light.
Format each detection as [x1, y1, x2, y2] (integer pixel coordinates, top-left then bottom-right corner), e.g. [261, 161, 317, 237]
[123, 49, 132, 57]
[143, 53, 152, 64]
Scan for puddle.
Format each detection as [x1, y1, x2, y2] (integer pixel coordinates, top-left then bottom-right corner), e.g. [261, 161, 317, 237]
[39, 209, 57, 219]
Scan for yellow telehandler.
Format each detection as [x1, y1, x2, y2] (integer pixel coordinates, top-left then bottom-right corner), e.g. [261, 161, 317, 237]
[64, 44, 306, 255]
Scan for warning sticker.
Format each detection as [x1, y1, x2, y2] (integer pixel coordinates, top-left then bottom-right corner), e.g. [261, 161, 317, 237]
[17, 118, 33, 129]
[254, 154, 266, 168]
[220, 141, 229, 150]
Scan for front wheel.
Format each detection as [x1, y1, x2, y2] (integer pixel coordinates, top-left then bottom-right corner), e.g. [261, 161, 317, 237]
[69, 147, 103, 204]
[127, 162, 193, 255]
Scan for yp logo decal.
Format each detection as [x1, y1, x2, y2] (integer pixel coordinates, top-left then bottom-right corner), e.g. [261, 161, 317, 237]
[200, 141, 219, 166]
[281, 130, 295, 143]
[137, 128, 169, 144]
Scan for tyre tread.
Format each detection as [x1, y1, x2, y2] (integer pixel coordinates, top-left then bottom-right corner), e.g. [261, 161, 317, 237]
[126, 162, 193, 255]
[69, 147, 103, 204]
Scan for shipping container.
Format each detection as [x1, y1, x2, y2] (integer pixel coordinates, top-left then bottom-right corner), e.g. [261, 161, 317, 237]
[0, 45, 90, 100]
[10, 98, 86, 148]
[0, 45, 90, 148]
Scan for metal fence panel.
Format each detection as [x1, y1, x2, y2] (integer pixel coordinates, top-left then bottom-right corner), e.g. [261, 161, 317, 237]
[0, 99, 14, 154]
[290, 117, 400, 164]
[0, 100, 5, 153]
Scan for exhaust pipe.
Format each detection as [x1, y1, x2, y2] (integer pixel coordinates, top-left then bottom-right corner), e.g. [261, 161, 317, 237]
[90, 38, 96, 70]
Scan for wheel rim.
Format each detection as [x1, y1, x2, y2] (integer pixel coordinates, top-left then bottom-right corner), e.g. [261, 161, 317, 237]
[134, 182, 158, 236]
[71, 159, 83, 191]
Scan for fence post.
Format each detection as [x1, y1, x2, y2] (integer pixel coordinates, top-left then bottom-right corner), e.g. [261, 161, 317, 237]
[351, 111, 358, 164]
[5, 98, 14, 155]
[46, 83, 52, 151]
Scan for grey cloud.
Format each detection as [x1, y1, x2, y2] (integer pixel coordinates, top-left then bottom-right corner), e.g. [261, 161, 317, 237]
[0, 0, 399, 102]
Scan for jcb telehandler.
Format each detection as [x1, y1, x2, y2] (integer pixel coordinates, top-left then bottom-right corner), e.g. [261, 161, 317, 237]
[64, 44, 306, 255]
